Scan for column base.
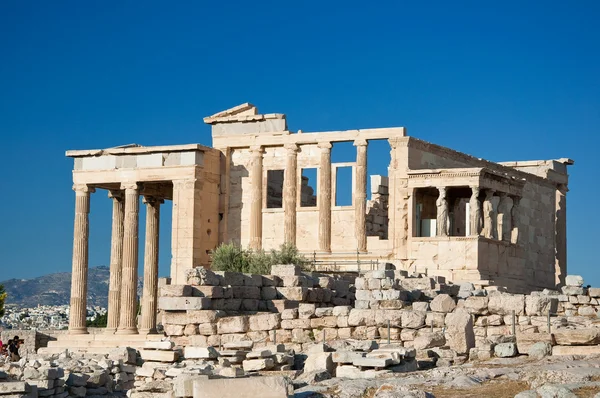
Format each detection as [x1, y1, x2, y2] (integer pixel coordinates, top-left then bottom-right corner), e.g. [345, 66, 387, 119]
[138, 328, 157, 335]
[115, 327, 138, 335]
[102, 328, 117, 334]
[68, 327, 88, 335]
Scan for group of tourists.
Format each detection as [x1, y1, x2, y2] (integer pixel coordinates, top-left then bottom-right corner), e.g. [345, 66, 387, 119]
[0, 335, 22, 361]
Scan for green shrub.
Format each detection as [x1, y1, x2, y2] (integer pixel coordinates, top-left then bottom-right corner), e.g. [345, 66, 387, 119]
[210, 242, 309, 274]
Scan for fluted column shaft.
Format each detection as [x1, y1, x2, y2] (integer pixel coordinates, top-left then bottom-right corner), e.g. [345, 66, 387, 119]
[283, 144, 298, 245]
[354, 139, 368, 252]
[249, 146, 264, 251]
[436, 187, 448, 237]
[106, 190, 125, 332]
[469, 186, 481, 236]
[69, 184, 94, 334]
[140, 196, 162, 334]
[117, 183, 140, 334]
[482, 189, 496, 239]
[318, 142, 332, 252]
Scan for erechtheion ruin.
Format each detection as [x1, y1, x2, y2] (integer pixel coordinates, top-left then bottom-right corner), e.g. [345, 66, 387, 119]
[65, 103, 573, 335]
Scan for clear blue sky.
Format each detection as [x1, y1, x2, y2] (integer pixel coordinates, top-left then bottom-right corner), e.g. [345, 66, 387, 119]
[1, 1, 598, 286]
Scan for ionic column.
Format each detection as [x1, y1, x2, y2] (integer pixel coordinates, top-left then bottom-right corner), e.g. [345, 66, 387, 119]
[354, 139, 368, 252]
[117, 182, 140, 335]
[68, 184, 94, 334]
[106, 190, 124, 332]
[497, 192, 512, 242]
[283, 144, 298, 245]
[318, 142, 332, 252]
[510, 196, 521, 244]
[249, 146, 264, 251]
[436, 187, 448, 237]
[482, 189, 496, 239]
[555, 184, 568, 286]
[140, 196, 162, 334]
[469, 186, 481, 236]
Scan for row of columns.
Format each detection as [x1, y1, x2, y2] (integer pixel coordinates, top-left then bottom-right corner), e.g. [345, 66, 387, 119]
[435, 186, 521, 243]
[69, 183, 163, 335]
[247, 140, 369, 253]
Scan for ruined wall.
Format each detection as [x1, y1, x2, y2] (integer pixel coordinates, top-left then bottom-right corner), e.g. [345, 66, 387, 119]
[366, 175, 389, 239]
[228, 148, 252, 247]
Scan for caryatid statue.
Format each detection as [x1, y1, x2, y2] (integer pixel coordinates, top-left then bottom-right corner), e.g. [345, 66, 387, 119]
[482, 189, 496, 239]
[436, 187, 448, 237]
[469, 186, 481, 235]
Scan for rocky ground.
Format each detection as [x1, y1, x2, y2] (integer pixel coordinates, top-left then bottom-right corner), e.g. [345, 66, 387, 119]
[293, 355, 600, 398]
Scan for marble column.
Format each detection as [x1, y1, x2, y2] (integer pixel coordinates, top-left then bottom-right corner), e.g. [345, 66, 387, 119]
[283, 144, 298, 245]
[482, 189, 496, 239]
[510, 196, 521, 244]
[555, 184, 568, 286]
[249, 146, 264, 251]
[354, 139, 368, 252]
[497, 192, 512, 242]
[469, 186, 482, 236]
[318, 142, 332, 252]
[68, 184, 94, 334]
[117, 182, 140, 335]
[140, 196, 162, 334]
[436, 187, 448, 237]
[106, 190, 124, 332]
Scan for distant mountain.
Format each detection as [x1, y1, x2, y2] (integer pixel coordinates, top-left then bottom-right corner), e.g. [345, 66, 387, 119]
[0, 266, 143, 309]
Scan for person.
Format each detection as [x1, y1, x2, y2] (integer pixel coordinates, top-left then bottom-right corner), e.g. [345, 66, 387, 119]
[8, 336, 20, 362]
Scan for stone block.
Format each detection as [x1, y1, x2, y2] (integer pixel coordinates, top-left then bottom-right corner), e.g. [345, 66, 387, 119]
[553, 329, 600, 345]
[0, 382, 30, 393]
[353, 357, 392, 368]
[231, 286, 260, 299]
[304, 352, 334, 374]
[565, 275, 584, 287]
[588, 288, 600, 298]
[276, 287, 308, 301]
[261, 286, 278, 300]
[412, 302, 429, 312]
[464, 296, 489, 315]
[578, 306, 597, 316]
[379, 300, 404, 309]
[242, 358, 275, 372]
[243, 273, 263, 287]
[298, 303, 316, 318]
[401, 310, 426, 329]
[516, 333, 554, 353]
[139, 349, 179, 362]
[163, 310, 223, 325]
[241, 299, 260, 311]
[197, 323, 217, 335]
[158, 297, 211, 311]
[217, 316, 249, 334]
[333, 306, 352, 316]
[184, 346, 218, 359]
[145, 341, 175, 350]
[374, 309, 402, 327]
[282, 276, 311, 287]
[561, 286, 585, 296]
[164, 324, 185, 336]
[488, 293, 525, 316]
[249, 313, 281, 331]
[430, 294, 457, 313]
[315, 307, 334, 317]
[160, 285, 192, 297]
[444, 308, 475, 355]
[310, 316, 338, 329]
[525, 295, 557, 316]
[348, 309, 376, 327]
[192, 286, 225, 298]
[271, 264, 300, 277]
[413, 332, 445, 350]
[528, 342, 553, 359]
[215, 271, 245, 286]
[552, 345, 600, 356]
[261, 275, 282, 287]
[192, 376, 290, 398]
[212, 298, 242, 311]
[494, 342, 517, 357]
[281, 308, 298, 320]
[173, 375, 209, 397]
[332, 351, 366, 364]
[281, 319, 311, 330]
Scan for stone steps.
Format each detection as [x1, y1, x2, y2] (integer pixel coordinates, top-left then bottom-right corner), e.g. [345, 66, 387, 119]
[37, 346, 132, 355]
[38, 333, 166, 355]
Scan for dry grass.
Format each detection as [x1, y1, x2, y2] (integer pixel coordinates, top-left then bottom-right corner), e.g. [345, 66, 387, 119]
[573, 385, 600, 398]
[430, 380, 530, 398]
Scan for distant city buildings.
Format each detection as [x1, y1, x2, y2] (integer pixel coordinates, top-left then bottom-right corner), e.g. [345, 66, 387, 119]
[0, 304, 106, 330]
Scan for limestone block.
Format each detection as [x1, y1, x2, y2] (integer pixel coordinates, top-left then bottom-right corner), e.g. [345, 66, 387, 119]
[158, 297, 211, 311]
[488, 293, 525, 315]
[139, 350, 179, 362]
[355, 277, 367, 290]
[401, 311, 426, 329]
[231, 286, 261, 299]
[348, 309, 376, 327]
[241, 299, 260, 311]
[400, 329, 417, 341]
[552, 345, 600, 356]
[588, 288, 600, 298]
[304, 352, 334, 374]
[355, 290, 371, 301]
[192, 286, 225, 298]
[464, 296, 489, 315]
[317, 277, 334, 289]
[249, 313, 281, 331]
[282, 276, 312, 287]
[426, 312, 446, 327]
[578, 295, 591, 304]
[333, 279, 350, 295]
[374, 310, 402, 327]
[215, 271, 245, 286]
[553, 329, 600, 345]
[164, 324, 185, 336]
[367, 270, 394, 279]
[430, 294, 456, 313]
[299, 303, 316, 318]
[184, 346, 218, 359]
[267, 299, 298, 312]
[277, 287, 308, 301]
[352, 326, 379, 340]
[291, 329, 313, 343]
[561, 286, 585, 296]
[212, 298, 244, 311]
[271, 264, 300, 277]
[494, 342, 517, 358]
[331, 306, 350, 317]
[528, 342, 553, 360]
[145, 341, 175, 350]
[310, 316, 338, 329]
[353, 356, 393, 368]
[217, 316, 249, 334]
[413, 332, 446, 350]
[242, 358, 275, 372]
[516, 333, 554, 353]
[315, 307, 334, 317]
[565, 275, 584, 287]
[578, 306, 597, 316]
[337, 316, 349, 328]
[281, 319, 311, 330]
[338, 327, 353, 340]
[281, 308, 298, 320]
[160, 285, 192, 297]
[243, 273, 263, 287]
[412, 302, 429, 312]
[198, 323, 217, 336]
[380, 278, 395, 290]
[261, 286, 278, 300]
[163, 310, 223, 325]
[332, 351, 366, 364]
[184, 324, 198, 335]
[192, 375, 290, 398]
[525, 295, 557, 316]
[378, 327, 401, 341]
[367, 278, 382, 290]
[355, 300, 371, 309]
[173, 374, 208, 398]
[379, 300, 404, 309]
[444, 308, 475, 355]
[261, 275, 282, 287]
[0, 382, 31, 394]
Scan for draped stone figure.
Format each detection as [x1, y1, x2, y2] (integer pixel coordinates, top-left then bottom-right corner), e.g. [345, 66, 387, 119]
[469, 186, 481, 235]
[482, 189, 496, 239]
[436, 187, 448, 237]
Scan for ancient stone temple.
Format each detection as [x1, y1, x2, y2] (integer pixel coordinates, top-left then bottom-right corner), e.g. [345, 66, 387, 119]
[65, 103, 573, 334]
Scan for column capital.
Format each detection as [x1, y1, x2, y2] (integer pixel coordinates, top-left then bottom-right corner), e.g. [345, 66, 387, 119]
[249, 145, 264, 154]
[470, 186, 480, 196]
[108, 190, 123, 200]
[498, 191, 508, 198]
[484, 188, 495, 197]
[143, 196, 165, 206]
[437, 186, 447, 197]
[284, 143, 299, 153]
[73, 184, 95, 194]
[353, 139, 368, 147]
[121, 182, 140, 191]
[317, 141, 332, 150]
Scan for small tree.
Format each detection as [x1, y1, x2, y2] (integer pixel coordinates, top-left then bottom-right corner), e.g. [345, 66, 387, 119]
[211, 243, 250, 273]
[0, 284, 5, 318]
[270, 242, 309, 269]
[210, 242, 309, 274]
